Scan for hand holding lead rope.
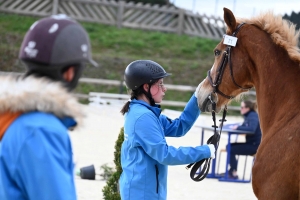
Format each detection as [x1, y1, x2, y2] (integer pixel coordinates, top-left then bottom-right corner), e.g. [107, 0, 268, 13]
[186, 95, 227, 182]
[207, 144, 216, 159]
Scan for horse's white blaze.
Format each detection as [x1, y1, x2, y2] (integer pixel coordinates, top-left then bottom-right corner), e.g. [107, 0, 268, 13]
[211, 64, 215, 72]
[196, 80, 213, 107]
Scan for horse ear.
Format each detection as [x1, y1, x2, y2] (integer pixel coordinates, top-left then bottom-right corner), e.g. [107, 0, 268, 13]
[223, 7, 236, 32]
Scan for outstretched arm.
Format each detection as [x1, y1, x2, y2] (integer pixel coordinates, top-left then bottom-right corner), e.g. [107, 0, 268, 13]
[134, 113, 211, 165]
[161, 94, 200, 137]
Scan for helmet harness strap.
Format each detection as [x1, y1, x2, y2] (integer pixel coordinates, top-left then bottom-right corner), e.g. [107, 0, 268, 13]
[143, 84, 156, 106]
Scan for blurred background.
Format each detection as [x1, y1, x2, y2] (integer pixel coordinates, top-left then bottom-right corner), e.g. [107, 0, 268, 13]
[0, 0, 299, 113]
[173, 0, 300, 18]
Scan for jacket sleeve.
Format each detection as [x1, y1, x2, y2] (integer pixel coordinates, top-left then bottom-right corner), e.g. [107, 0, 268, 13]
[160, 94, 200, 137]
[134, 112, 210, 165]
[236, 112, 259, 133]
[14, 127, 76, 200]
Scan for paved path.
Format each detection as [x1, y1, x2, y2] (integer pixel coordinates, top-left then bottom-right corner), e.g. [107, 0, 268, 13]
[71, 104, 257, 200]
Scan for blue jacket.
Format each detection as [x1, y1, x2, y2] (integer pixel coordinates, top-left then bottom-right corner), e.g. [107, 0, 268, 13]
[0, 112, 77, 200]
[0, 75, 84, 200]
[236, 110, 262, 146]
[119, 95, 211, 200]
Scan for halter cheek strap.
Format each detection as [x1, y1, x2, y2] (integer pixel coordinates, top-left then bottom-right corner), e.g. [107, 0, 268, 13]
[207, 22, 252, 100]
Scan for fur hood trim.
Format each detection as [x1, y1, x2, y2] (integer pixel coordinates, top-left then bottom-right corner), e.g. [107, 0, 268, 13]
[0, 75, 85, 125]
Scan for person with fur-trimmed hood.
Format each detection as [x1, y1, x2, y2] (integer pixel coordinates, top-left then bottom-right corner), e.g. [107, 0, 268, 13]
[0, 14, 98, 200]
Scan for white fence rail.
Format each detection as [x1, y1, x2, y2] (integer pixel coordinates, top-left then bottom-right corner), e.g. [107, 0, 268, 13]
[0, 71, 256, 110]
[0, 0, 226, 40]
[88, 92, 188, 107]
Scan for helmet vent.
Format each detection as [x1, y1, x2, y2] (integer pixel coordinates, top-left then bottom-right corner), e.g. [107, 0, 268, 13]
[146, 63, 164, 74]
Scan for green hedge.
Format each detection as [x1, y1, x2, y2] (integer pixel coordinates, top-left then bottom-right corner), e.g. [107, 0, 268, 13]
[102, 127, 124, 200]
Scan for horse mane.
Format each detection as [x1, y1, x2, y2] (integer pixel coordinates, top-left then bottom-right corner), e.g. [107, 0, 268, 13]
[236, 12, 300, 63]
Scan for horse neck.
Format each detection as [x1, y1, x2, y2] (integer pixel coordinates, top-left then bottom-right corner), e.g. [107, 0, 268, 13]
[251, 46, 300, 134]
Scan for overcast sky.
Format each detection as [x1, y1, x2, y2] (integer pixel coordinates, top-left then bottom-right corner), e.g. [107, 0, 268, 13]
[172, 0, 300, 19]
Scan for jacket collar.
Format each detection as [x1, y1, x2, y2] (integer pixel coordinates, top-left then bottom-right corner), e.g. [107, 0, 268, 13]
[131, 99, 161, 117]
[0, 112, 22, 141]
[0, 75, 85, 126]
[60, 116, 77, 129]
[0, 112, 77, 141]
[243, 110, 254, 117]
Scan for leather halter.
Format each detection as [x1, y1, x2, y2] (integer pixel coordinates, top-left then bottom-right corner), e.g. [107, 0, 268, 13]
[186, 23, 252, 182]
[207, 23, 252, 99]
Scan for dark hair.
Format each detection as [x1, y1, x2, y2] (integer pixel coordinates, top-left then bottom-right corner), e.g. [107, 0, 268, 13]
[120, 80, 158, 115]
[23, 61, 84, 91]
[243, 100, 257, 112]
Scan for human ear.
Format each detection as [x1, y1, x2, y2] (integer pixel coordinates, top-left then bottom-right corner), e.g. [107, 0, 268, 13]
[63, 66, 75, 82]
[143, 83, 149, 91]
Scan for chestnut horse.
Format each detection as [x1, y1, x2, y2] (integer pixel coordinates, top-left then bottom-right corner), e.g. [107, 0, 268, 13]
[196, 8, 300, 200]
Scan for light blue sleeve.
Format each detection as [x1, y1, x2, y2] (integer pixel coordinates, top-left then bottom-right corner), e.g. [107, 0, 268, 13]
[160, 95, 200, 137]
[134, 112, 210, 165]
[15, 128, 76, 200]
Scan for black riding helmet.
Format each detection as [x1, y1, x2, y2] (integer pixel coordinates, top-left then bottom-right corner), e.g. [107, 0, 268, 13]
[124, 60, 171, 90]
[124, 60, 171, 106]
[19, 14, 98, 90]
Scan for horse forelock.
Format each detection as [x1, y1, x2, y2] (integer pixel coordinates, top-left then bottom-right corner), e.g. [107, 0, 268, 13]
[236, 11, 300, 63]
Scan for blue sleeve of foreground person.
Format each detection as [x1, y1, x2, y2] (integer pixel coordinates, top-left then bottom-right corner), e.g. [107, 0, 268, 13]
[0, 113, 77, 200]
[160, 94, 200, 137]
[15, 128, 76, 200]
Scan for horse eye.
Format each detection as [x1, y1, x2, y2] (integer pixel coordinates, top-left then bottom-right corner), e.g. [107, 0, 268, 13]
[214, 50, 221, 56]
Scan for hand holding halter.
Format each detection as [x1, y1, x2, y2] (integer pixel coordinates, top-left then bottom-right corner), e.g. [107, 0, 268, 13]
[186, 94, 227, 182]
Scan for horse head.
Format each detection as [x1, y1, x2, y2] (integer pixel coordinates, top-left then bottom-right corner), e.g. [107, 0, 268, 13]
[197, 8, 255, 113]
[197, 7, 300, 199]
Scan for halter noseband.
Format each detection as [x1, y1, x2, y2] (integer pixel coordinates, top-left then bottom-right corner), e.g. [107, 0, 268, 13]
[207, 22, 252, 99]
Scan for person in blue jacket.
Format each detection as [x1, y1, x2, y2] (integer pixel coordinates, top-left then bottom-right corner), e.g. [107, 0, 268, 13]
[119, 60, 215, 200]
[0, 14, 98, 199]
[228, 100, 262, 179]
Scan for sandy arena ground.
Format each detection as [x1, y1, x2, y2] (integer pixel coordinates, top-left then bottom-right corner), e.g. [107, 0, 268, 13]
[70, 102, 257, 200]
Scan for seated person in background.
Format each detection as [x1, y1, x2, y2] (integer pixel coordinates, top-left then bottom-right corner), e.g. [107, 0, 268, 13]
[227, 100, 262, 179]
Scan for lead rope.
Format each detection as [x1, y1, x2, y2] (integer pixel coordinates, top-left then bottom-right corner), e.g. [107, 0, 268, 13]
[186, 95, 228, 182]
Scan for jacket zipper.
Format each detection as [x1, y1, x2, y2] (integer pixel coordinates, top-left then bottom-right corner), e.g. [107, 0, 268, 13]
[155, 165, 159, 193]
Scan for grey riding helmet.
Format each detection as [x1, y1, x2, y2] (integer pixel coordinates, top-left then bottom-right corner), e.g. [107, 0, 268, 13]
[19, 14, 98, 90]
[124, 60, 171, 90]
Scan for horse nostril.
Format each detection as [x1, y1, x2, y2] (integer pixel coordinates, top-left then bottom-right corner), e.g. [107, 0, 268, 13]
[209, 92, 218, 103]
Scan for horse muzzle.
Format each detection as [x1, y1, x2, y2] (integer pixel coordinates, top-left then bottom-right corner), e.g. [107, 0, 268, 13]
[198, 92, 218, 112]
